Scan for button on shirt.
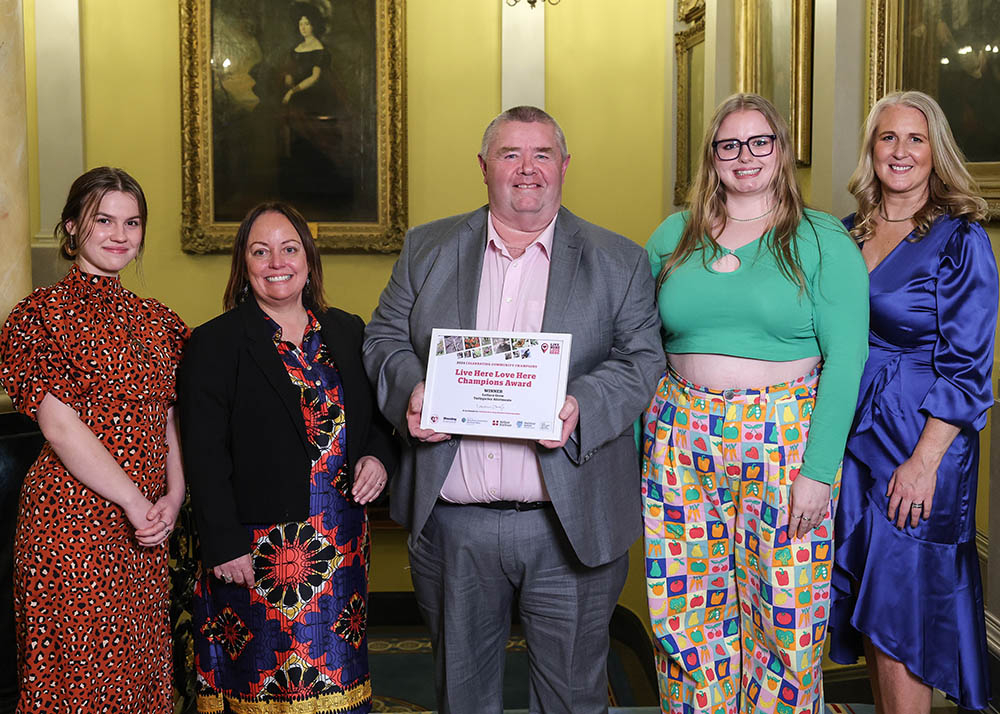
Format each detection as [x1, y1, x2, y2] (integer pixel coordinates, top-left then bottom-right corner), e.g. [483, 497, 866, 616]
[438, 212, 556, 503]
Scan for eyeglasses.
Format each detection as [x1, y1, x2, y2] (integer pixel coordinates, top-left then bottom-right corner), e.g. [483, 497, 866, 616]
[711, 134, 777, 161]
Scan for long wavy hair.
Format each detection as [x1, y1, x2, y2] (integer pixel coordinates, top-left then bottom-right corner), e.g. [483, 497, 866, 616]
[848, 90, 987, 243]
[656, 93, 808, 293]
[223, 202, 328, 312]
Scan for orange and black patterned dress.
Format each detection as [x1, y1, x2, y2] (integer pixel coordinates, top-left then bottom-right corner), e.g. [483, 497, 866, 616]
[0, 264, 188, 713]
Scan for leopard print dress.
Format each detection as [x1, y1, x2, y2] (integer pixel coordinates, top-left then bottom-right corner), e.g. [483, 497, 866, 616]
[0, 265, 188, 713]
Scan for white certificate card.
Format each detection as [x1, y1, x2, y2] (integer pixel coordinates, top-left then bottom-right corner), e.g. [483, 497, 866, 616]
[421, 329, 572, 441]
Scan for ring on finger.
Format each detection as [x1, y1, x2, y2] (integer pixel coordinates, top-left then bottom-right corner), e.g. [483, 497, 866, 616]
[910, 503, 924, 510]
[223, 574, 233, 583]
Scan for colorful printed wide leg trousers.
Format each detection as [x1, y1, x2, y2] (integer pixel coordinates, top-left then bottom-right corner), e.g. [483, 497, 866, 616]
[642, 369, 839, 714]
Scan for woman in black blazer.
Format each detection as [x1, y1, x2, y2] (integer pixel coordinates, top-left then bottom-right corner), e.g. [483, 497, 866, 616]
[178, 201, 396, 714]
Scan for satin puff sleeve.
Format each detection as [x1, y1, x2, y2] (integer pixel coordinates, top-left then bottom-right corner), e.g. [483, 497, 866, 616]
[0, 292, 91, 419]
[918, 220, 998, 431]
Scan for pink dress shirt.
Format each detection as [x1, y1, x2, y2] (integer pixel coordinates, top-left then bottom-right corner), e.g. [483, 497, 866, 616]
[438, 212, 556, 503]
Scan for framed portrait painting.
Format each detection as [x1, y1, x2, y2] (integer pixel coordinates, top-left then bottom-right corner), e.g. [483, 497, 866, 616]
[869, 0, 1000, 217]
[180, 0, 406, 252]
[736, 0, 813, 165]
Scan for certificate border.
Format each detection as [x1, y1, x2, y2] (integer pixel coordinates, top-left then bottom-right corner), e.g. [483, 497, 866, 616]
[421, 328, 572, 441]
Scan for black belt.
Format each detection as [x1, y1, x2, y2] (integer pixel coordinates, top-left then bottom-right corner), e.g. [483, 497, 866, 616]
[438, 498, 552, 512]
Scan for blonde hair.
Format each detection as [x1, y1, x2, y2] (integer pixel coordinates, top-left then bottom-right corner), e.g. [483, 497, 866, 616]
[848, 90, 987, 243]
[656, 93, 808, 292]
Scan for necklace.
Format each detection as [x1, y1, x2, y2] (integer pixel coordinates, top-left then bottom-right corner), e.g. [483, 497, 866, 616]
[878, 204, 916, 223]
[726, 206, 775, 222]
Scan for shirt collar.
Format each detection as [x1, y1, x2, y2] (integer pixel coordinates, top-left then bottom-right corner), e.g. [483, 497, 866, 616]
[264, 308, 321, 345]
[485, 211, 557, 260]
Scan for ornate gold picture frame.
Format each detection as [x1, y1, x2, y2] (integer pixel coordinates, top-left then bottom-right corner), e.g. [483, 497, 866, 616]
[675, 19, 706, 206]
[677, 0, 706, 23]
[868, 0, 1000, 217]
[180, 0, 406, 253]
[736, 0, 813, 166]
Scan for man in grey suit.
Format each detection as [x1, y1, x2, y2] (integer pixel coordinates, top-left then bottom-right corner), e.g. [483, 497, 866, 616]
[363, 106, 663, 713]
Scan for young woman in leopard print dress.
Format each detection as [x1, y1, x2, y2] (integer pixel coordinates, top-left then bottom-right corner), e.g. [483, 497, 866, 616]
[0, 167, 187, 713]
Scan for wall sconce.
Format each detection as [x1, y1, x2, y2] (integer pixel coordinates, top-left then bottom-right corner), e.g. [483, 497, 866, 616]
[506, 0, 560, 7]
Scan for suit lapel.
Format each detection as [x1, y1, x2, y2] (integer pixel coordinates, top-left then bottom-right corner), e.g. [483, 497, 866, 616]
[240, 298, 310, 452]
[542, 207, 583, 331]
[456, 208, 488, 330]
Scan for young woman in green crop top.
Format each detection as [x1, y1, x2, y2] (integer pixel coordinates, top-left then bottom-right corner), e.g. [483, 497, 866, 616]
[639, 94, 869, 714]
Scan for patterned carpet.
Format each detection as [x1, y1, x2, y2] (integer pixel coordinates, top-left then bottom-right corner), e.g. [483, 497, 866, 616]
[366, 630, 881, 713]
[368, 630, 533, 711]
[371, 697, 427, 713]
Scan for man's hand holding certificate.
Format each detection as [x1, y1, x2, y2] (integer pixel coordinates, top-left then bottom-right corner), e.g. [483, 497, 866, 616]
[420, 329, 572, 441]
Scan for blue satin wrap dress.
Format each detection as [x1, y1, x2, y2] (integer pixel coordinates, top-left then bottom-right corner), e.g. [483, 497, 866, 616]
[830, 214, 998, 710]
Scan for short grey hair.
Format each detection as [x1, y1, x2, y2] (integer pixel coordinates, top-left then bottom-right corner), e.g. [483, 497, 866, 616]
[479, 106, 568, 159]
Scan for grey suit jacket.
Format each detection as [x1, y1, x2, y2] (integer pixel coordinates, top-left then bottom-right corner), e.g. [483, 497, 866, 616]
[363, 206, 664, 567]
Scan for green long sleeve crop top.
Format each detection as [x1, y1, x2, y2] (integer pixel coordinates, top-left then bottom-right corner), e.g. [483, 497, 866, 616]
[646, 209, 869, 484]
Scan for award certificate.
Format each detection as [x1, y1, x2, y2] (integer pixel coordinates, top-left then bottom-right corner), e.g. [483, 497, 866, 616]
[420, 329, 572, 441]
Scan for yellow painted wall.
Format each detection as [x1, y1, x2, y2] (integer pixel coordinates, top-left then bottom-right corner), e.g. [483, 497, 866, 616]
[546, 0, 670, 243]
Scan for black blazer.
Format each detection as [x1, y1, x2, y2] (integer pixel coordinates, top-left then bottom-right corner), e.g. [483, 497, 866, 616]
[178, 297, 398, 568]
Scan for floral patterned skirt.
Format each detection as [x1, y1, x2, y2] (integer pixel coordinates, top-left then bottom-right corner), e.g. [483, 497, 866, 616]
[192, 464, 371, 714]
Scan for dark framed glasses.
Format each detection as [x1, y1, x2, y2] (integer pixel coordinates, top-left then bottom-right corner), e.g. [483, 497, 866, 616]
[711, 134, 777, 161]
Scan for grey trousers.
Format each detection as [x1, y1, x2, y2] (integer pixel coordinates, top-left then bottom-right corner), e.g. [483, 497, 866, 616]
[408, 501, 629, 714]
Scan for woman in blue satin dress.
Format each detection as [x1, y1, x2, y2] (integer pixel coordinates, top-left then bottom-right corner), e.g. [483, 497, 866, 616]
[830, 91, 998, 713]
